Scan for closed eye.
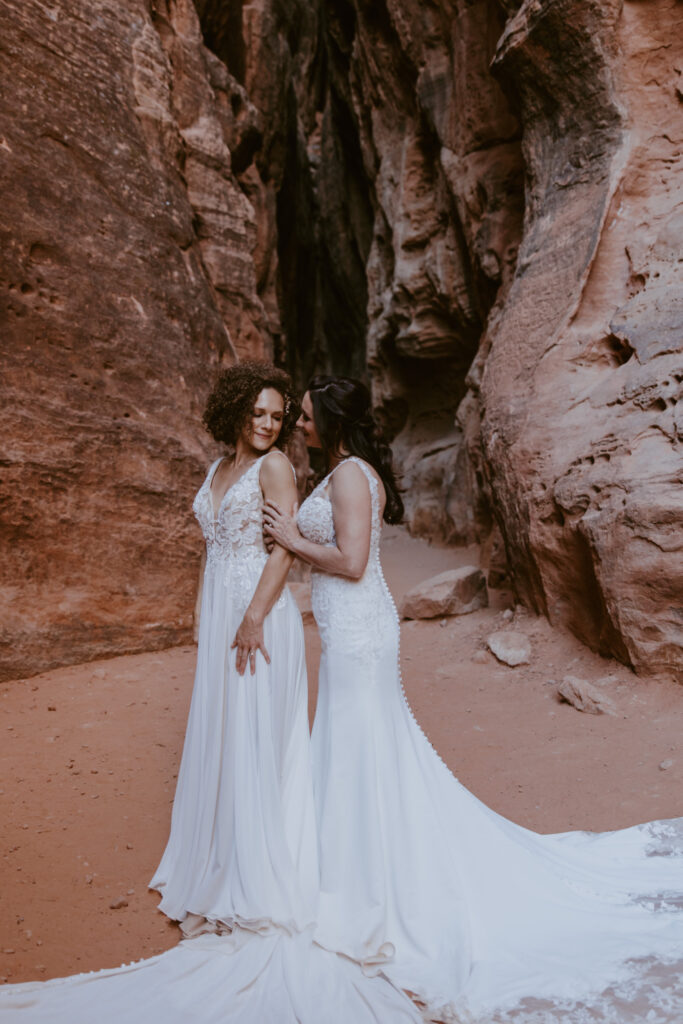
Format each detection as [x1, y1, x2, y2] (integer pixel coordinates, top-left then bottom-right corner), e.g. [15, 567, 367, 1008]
[253, 408, 283, 419]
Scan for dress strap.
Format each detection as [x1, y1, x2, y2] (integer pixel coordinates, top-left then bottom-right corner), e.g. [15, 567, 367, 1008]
[344, 456, 378, 494]
[206, 457, 225, 487]
[324, 456, 376, 485]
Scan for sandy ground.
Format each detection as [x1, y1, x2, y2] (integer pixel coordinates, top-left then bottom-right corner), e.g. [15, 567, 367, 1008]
[1, 526, 681, 984]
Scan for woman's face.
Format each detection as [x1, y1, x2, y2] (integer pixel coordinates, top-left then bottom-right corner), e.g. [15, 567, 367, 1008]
[296, 391, 322, 449]
[240, 387, 285, 451]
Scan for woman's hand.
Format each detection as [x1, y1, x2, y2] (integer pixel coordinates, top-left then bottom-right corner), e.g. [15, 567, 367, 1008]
[263, 499, 300, 554]
[231, 612, 270, 676]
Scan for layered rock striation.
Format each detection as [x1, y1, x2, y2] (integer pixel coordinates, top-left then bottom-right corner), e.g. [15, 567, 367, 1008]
[195, 0, 525, 538]
[0, 0, 271, 680]
[196, 0, 680, 675]
[2, 0, 680, 678]
[471, 0, 683, 675]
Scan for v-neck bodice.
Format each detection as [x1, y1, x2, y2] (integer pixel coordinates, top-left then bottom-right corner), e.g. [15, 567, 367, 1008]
[194, 455, 268, 568]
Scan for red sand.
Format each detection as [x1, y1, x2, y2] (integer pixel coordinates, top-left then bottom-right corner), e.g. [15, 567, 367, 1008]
[1, 526, 681, 984]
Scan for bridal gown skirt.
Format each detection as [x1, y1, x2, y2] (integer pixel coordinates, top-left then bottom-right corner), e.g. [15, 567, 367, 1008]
[297, 455, 683, 1024]
[0, 929, 422, 1024]
[149, 567, 319, 937]
[0, 455, 424, 1024]
[311, 616, 683, 1023]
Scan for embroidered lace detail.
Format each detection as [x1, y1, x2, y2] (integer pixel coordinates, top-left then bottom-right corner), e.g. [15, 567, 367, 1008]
[297, 457, 394, 660]
[448, 956, 683, 1024]
[297, 458, 458, 776]
[193, 455, 288, 614]
[643, 819, 683, 858]
[298, 459, 489, 781]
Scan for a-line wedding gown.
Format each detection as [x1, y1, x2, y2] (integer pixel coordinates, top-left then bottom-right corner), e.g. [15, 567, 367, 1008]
[297, 456, 683, 1023]
[0, 451, 422, 1024]
[149, 452, 317, 937]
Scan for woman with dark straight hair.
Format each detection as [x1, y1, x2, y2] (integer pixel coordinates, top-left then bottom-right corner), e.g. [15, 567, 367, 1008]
[264, 374, 683, 1024]
[306, 374, 404, 525]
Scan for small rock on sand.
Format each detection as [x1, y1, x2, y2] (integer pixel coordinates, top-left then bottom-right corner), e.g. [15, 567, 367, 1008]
[487, 631, 531, 667]
[556, 675, 616, 716]
[400, 567, 488, 620]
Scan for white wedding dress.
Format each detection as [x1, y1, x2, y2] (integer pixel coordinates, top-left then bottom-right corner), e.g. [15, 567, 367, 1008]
[297, 456, 683, 1023]
[2, 451, 682, 1023]
[150, 453, 318, 937]
[0, 452, 421, 1024]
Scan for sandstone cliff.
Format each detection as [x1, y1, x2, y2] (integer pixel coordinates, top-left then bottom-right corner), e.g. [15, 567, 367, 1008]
[472, 0, 683, 675]
[195, 0, 680, 676]
[2, 0, 681, 679]
[0, 0, 270, 680]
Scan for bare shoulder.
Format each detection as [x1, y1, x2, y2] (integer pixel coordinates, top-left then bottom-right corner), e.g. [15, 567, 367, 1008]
[330, 459, 373, 500]
[331, 458, 386, 514]
[260, 448, 296, 488]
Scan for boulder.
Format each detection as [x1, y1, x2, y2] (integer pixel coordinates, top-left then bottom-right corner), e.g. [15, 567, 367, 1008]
[556, 676, 616, 716]
[400, 567, 488, 620]
[486, 631, 531, 667]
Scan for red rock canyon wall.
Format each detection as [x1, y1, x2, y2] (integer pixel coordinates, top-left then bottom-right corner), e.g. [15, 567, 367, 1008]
[0, 0, 272, 680]
[471, 0, 683, 676]
[1, 0, 681, 678]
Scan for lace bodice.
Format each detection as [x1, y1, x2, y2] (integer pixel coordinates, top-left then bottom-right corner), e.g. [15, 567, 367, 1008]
[297, 457, 397, 658]
[193, 453, 287, 613]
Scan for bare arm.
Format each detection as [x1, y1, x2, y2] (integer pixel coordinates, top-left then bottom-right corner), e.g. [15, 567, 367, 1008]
[264, 460, 372, 581]
[231, 451, 297, 675]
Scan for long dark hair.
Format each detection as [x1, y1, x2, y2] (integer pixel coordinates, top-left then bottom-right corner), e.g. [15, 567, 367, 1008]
[308, 375, 404, 524]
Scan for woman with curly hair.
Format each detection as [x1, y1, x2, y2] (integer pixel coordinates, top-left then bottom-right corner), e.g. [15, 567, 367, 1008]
[0, 361, 421, 1023]
[149, 360, 320, 939]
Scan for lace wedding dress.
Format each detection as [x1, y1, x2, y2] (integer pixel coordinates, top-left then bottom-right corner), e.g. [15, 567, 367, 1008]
[297, 456, 683, 1024]
[150, 453, 317, 937]
[0, 453, 421, 1024]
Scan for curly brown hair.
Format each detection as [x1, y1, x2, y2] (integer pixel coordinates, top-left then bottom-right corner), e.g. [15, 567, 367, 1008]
[203, 360, 300, 449]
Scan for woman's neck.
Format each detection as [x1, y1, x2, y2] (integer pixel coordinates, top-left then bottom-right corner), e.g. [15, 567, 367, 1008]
[233, 439, 265, 465]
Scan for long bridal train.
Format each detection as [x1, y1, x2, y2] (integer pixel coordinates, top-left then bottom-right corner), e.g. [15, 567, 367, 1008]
[0, 930, 422, 1023]
[298, 457, 683, 1023]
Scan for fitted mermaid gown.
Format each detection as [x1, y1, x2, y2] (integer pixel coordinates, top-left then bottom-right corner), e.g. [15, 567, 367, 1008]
[297, 456, 683, 1023]
[0, 453, 421, 1024]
